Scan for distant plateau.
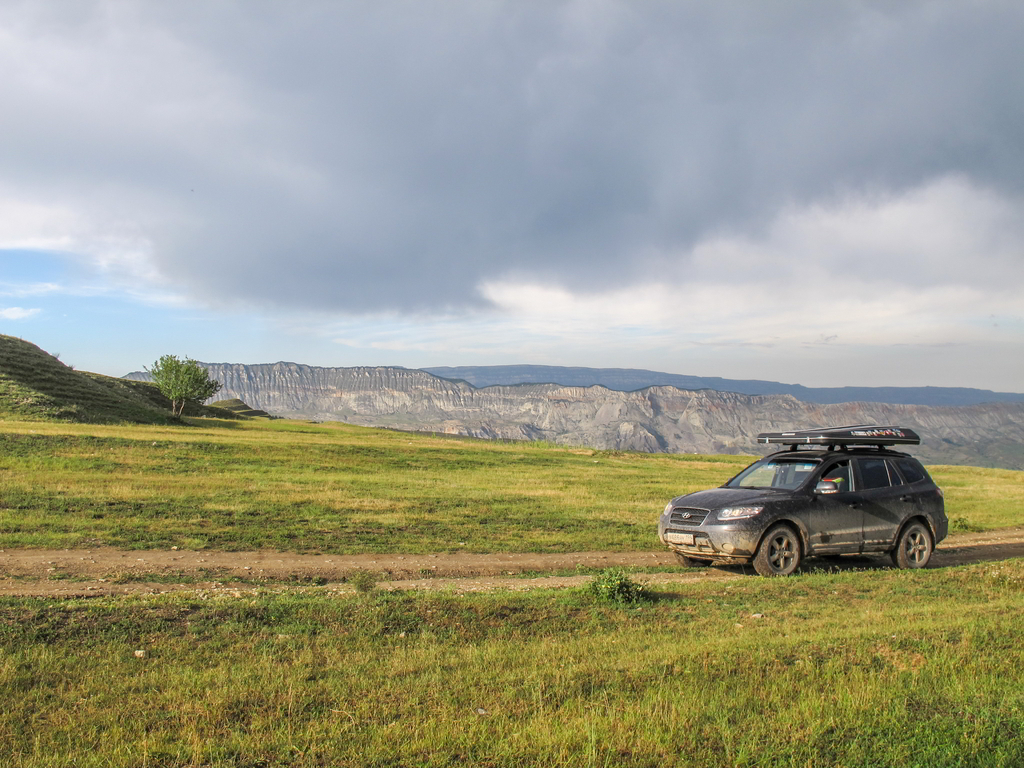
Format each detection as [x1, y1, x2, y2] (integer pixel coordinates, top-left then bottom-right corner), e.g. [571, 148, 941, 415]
[125, 362, 1024, 470]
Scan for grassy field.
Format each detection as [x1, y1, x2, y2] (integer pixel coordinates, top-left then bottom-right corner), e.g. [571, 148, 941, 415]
[0, 417, 744, 552]
[0, 416, 1021, 554]
[2, 560, 1023, 767]
[2, 360, 1023, 766]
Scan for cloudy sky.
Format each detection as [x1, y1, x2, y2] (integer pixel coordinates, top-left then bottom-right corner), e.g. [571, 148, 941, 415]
[1, 0, 1022, 390]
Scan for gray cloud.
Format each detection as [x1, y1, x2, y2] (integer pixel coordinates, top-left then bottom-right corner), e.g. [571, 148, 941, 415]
[2, 0, 1023, 312]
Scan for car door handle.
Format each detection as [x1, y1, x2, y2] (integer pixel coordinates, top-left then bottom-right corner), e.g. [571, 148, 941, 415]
[900, 496, 914, 503]
[847, 502, 860, 509]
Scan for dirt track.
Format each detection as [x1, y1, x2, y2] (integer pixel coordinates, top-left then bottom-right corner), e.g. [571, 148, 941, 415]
[2, 528, 1023, 598]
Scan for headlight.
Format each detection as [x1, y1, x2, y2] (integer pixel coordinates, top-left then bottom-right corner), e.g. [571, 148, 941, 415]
[663, 502, 675, 515]
[717, 506, 763, 520]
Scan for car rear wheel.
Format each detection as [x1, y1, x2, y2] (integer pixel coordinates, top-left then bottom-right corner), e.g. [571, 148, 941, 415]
[753, 524, 801, 576]
[675, 553, 710, 568]
[890, 521, 933, 569]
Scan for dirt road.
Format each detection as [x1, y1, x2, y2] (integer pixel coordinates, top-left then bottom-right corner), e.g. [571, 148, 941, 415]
[1, 528, 1022, 598]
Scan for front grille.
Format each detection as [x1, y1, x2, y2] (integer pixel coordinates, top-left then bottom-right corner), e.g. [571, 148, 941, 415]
[669, 507, 709, 526]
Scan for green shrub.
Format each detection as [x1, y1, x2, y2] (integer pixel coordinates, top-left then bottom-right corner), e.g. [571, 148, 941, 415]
[587, 567, 650, 606]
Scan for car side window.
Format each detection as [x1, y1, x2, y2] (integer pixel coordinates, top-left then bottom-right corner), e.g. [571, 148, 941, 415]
[858, 458, 891, 490]
[821, 460, 852, 492]
[885, 460, 905, 486]
[895, 458, 926, 484]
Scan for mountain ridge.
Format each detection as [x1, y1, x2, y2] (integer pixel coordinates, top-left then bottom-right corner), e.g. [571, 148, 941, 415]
[424, 365, 1024, 407]
[125, 362, 1024, 470]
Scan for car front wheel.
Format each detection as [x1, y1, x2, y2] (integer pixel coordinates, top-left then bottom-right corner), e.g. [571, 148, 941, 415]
[890, 521, 933, 569]
[753, 524, 801, 576]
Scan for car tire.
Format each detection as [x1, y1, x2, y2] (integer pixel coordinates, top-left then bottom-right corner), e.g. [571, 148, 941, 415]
[675, 553, 709, 568]
[753, 524, 801, 576]
[890, 521, 933, 569]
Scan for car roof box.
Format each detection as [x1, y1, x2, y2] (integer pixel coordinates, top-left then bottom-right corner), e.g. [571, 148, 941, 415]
[757, 425, 920, 447]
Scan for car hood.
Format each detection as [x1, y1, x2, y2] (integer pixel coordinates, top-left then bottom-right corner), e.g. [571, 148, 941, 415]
[671, 487, 789, 510]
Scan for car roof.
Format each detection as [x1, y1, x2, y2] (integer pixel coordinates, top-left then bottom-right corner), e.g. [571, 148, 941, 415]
[763, 447, 914, 462]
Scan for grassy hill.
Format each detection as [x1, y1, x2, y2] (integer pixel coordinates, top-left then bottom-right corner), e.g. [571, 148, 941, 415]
[0, 334, 173, 423]
[0, 335, 245, 424]
[206, 397, 272, 418]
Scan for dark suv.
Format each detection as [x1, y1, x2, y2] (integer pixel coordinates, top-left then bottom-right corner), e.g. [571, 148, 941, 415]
[658, 425, 947, 575]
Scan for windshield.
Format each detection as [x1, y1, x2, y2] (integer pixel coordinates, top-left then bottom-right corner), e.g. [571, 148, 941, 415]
[726, 459, 820, 490]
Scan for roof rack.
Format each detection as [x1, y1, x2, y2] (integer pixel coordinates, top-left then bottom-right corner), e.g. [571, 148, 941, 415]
[756, 425, 920, 449]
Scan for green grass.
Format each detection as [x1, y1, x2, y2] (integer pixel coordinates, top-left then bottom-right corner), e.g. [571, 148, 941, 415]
[0, 418, 745, 552]
[0, 417, 1020, 553]
[927, 464, 1024, 531]
[2, 560, 1023, 766]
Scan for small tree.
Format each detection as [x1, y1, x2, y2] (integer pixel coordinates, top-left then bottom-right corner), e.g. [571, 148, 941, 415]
[146, 355, 222, 418]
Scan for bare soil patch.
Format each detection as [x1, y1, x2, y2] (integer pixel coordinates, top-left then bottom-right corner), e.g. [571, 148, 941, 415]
[1, 528, 1022, 598]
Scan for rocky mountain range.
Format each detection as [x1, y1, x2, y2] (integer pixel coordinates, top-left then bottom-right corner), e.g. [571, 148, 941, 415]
[126, 362, 1024, 470]
[424, 365, 1024, 407]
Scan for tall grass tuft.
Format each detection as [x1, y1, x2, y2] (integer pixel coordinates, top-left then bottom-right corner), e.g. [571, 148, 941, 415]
[347, 569, 378, 593]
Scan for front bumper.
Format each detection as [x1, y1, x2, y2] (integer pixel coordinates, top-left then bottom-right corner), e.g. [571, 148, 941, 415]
[659, 509, 761, 563]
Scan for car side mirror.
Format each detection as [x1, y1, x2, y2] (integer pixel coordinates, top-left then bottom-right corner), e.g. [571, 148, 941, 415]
[815, 480, 839, 495]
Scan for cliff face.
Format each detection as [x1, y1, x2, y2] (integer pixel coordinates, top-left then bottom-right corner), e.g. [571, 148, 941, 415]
[127, 363, 1024, 469]
[425, 365, 1024, 406]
